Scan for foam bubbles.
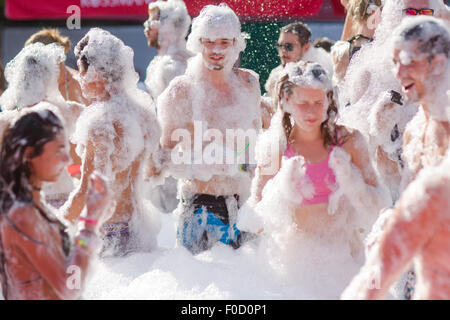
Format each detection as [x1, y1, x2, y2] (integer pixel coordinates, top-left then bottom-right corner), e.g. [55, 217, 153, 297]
[0, 42, 65, 111]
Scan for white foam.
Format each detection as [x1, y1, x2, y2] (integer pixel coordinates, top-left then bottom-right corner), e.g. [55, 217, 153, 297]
[0, 42, 65, 111]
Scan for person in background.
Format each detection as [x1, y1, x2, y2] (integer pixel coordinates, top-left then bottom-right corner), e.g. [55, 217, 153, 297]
[25, 28, 87, 105]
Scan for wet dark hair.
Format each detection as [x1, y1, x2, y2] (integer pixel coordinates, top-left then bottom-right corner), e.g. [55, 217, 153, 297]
[401, 20, 450, 60]
[0, 110, 64, 214]
[313, 37, 336, 53]
[281, 22, 312, 46]
[75, 36, 90, 72]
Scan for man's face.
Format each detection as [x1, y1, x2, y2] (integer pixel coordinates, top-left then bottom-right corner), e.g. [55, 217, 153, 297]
[277, 32, 309, 66]
[200, 38, 236, 71]
[144, 8, 160, 49]
[392, 42, 432, 104]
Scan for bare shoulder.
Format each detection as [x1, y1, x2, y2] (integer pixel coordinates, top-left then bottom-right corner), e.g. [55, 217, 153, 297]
[402, 125, 413, 146]
[342, 129, 367, 154]
[65, 101, 84, 117]
[167, 74, 191, 91]
[234, 68, 260, 92]
[6, 204, 44, 241]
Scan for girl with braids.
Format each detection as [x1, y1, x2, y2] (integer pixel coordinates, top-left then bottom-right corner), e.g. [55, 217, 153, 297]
[242, 61, 386, 257]
[0, 110, 110, 300]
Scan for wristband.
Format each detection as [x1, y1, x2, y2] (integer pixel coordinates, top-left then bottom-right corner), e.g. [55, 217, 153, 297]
[67, 164, 81, 176]
[79, 217, 98, 226]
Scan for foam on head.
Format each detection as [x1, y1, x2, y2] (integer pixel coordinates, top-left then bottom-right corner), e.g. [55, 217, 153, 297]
[392, 16, 450, 63]
[392, 16, 450, 120]
[74, 28, 139, 94]
[278, 61, 332, 121]
[0, 42, 65, 110]
[146, 0, 191, 50]
[186, 3, 247, 54]
[282, 61, 332, 93]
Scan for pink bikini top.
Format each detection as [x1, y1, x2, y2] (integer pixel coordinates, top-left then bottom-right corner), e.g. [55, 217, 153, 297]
[284, 144, 336, 205]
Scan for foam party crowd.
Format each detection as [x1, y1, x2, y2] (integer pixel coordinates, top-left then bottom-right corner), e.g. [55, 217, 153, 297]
[0, 0, 449, 301]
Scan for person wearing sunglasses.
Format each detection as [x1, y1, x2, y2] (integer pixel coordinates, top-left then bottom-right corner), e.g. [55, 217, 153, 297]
[264, 22, 333, 117]
[333, 0, 382, 86]
[401, 0, 450, 21]
[403, 7, 434, 15]
[342, 16, 450, 301]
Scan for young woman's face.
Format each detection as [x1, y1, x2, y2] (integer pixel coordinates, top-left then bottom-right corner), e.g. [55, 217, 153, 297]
[29, 133, 69, 183]
[285, 86, 328, 132]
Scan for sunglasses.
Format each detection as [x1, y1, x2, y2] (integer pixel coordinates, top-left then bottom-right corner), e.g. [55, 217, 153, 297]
[347, 34, 373, 61]
[275, 43, 295, 52]
[403, 8, 434, 16]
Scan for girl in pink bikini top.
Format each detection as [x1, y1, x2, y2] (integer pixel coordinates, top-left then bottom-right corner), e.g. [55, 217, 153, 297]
[276, 61, 347, 206]
[284, 144, 337, 205]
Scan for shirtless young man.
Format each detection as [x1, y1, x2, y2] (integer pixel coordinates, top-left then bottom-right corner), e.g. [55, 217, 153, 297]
[393, 17, 450, 189]
[157, 4, 261, 254]
[144, 0, 193, 100]
[342, 17, 450, 300]
[64, 28, 161, 256]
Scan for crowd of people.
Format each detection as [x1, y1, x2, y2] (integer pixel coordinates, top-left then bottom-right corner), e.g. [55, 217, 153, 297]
[0, 0, 449, 300]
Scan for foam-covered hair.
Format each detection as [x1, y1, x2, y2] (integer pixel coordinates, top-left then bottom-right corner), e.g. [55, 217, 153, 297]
[75, 28, 139, 91]
[392, 16, 450, 60]
[148, 0, 191, 47]
[186, 3, 247, 54]
[281, 61, 333, 93]
[0, 42, 65, 110]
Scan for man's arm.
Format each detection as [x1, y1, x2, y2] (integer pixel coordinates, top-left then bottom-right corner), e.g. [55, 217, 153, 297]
[65, 132, 108, 223]
[342, 167, 445, 299]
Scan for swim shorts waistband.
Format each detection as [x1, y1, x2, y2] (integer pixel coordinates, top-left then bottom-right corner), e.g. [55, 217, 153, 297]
[101, 222, 130, 236]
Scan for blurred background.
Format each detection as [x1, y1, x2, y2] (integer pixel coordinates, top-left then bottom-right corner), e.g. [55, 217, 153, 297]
[0, 0, 348, 92]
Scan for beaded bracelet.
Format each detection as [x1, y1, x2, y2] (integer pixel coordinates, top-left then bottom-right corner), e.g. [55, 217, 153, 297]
[75, 235, 90, 248]
[75, 230, 98, 250]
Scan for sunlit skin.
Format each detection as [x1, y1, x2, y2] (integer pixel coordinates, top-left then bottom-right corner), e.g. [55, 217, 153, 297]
[28, 133, 69, 186]
[265, 32, 311, 103]
[66, 57, 155, 225]
[392, 48, 431, 105]
[277, 32, 310, 66]
[159, 37, 261, 197]
[340, 0, 379, 41]
[1, 133, 109, 299]
[392, 41, 450, 183]
[342, 31, 450, 299]
[200, 38, 235, 70]
[252, 85, 378, 252]
[144, 8, 160, 49]
[343, 162, 450, 300]
[57, 63, 87, 105]
[77, 61, 110, 104]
